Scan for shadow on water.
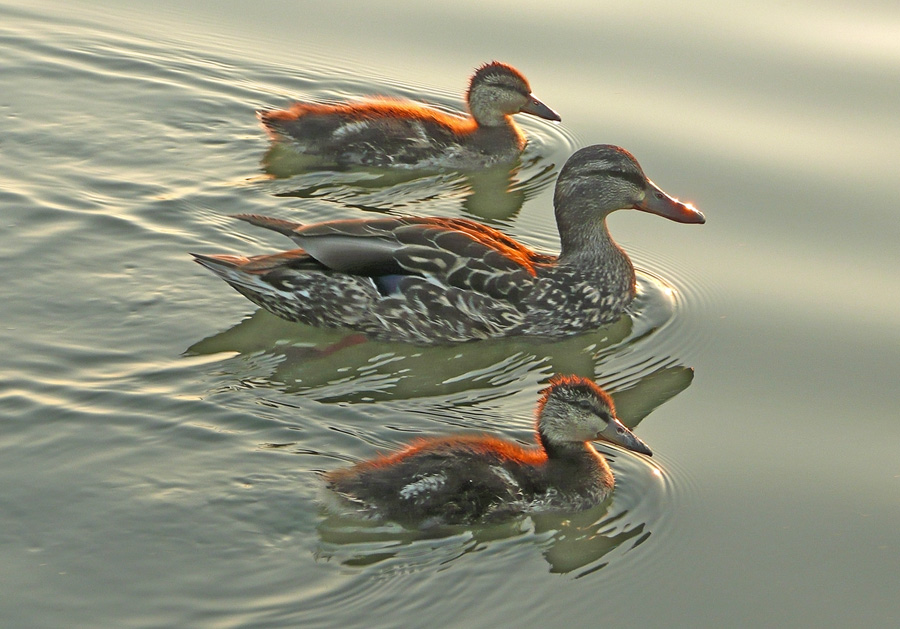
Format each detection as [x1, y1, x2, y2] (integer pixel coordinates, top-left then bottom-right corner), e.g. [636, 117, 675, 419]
[187, 311, 626, 399]
[186, 272, 691, 408]
[188, 310, 693, 424]
[259, 143, 560, 223]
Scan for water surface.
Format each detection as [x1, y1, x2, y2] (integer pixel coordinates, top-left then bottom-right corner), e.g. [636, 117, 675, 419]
[1, 1, 898, 626]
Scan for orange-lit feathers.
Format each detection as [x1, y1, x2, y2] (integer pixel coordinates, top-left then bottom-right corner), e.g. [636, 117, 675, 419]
[260, 99, 479, 140]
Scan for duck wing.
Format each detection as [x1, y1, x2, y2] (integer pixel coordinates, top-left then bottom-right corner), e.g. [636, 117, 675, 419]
[326, 439, 528, 524]
[235, 214, 554, 303]
[259, 103, 470, 167]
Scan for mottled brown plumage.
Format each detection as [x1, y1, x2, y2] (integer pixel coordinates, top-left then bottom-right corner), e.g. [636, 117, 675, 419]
[324, 375, 652, 526]
[257, 62, 560, 170]
[193, 145, 705, 344]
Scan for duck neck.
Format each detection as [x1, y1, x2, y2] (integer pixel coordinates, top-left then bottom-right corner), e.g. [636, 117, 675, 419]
[537, 432, 612, 497]
[537, 430, 597, 465]
[468, 101, 511, 128]
[556, 207, 628, 266]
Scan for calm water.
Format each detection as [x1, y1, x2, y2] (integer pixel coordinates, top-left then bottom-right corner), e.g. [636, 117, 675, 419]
[2, 0, 899, 626]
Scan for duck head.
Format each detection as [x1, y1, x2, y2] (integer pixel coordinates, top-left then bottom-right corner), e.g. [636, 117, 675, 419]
[554, 144, 705, 224]
[536, 375, 652, 456]
[467, 61, 561, 127]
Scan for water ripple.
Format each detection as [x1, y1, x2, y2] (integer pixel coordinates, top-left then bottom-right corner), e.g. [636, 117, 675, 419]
[0, 6, 703, 625]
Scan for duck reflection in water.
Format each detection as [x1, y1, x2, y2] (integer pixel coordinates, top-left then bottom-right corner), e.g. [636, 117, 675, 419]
[186, 262, 695, 404]
[261, 152, 556, 222]
[317, 496, 653, 577]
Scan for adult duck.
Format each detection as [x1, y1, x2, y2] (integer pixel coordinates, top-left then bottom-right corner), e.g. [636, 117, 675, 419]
[192, 144, 705, 344]
[324, 374, 652, 526]
[258, 61, 560, 170]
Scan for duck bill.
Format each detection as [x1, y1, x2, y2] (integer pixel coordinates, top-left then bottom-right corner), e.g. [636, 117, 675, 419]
[597, 417, 653, 456]
[520, 94, 561, 122]
[636, 180, 705, 224]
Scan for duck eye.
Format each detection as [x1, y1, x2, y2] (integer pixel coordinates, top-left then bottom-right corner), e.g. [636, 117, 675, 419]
[576, 400, 593, 411]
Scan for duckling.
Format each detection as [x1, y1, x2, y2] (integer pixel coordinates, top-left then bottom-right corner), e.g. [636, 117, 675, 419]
[324, 375, 652, 526]
[258, 61, 560, 170]
[192, 144, 705, 344]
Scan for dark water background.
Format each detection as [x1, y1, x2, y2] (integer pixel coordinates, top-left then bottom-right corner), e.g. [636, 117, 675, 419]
[1, 1, 898, 626]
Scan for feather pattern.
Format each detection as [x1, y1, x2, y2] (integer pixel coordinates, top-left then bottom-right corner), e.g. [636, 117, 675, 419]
[324, 375, 652, 525]
[193, 145, 705, 344]
[257, 62, 561, 170]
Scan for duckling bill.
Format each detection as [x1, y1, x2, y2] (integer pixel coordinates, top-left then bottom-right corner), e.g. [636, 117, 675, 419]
[258, 61, 560, 170]
[324, 375, 651, 526]
[193, 144, 704, 344]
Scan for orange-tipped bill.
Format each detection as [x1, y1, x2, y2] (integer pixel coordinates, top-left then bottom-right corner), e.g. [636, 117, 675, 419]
[637, 180, 705, 224]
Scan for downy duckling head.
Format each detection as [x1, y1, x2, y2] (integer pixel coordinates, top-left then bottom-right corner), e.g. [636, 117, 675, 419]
[536, 375, 652, 456]
[467, 61, 560, 127]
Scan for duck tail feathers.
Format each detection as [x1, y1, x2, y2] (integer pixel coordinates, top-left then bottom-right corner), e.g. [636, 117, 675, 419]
[191, 252, 274, 297]
[231, 213, 304, 237]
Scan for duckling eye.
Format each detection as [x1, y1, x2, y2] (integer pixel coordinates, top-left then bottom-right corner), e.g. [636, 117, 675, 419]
[576, 400, 594, 411]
